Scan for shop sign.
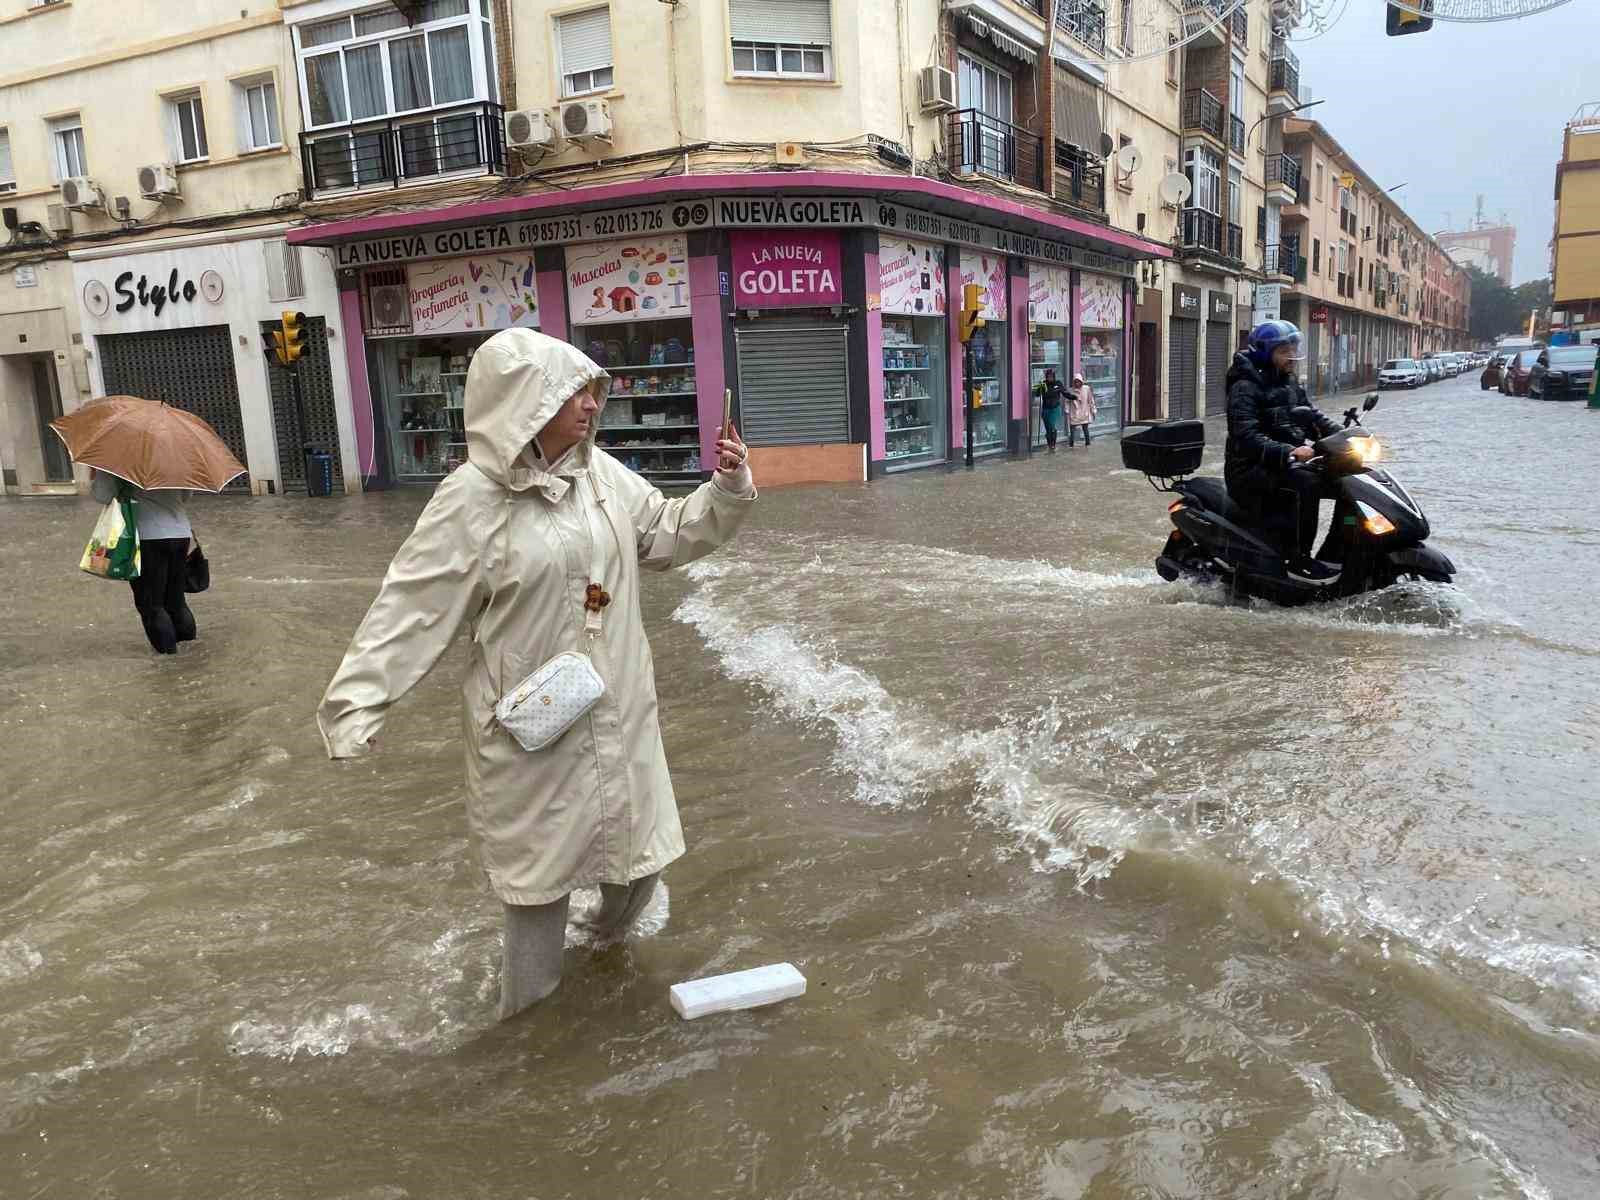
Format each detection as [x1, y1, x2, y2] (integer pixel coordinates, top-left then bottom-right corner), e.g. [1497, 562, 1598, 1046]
[1209, 291, 1232, 322]
[1027, 262, 1070, 325]
[1310, 304, 1329, 324]
[1081, 273, 1125, 330]
[408, 253, 540, 335]
[1252, 283, 1283, 323]
[879, 236, 946, 317]
[565, 234, 690, 325]
[731, 230, 843, 307]
[329, 195, 1145, 278]
[960, 253, 1007, 320]
[1172, 285, 1202, 318]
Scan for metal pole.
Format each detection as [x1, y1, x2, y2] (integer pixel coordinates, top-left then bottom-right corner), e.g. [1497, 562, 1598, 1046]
[291, 364, 314, 494]
[963, 339, 975, 468]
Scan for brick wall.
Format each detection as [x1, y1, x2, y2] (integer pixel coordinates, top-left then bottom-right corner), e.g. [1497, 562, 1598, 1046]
[493, 0, 516, 111]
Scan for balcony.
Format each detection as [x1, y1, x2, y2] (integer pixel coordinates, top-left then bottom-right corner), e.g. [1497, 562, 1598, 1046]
[948, 109, 1046, 193]
[1183, 88, 1224, 144]
[1265, 152, 1301, 201]
[1269, 42, 1300, 109]
[1183, 0, 1227, 48]
[300, 100, 506, 197]
[1229, 113, 1245, 155]
[1056, 0, 1107, 56]
[1231, 4, 1248, 48]
[1226, 222, 1243, 260]
[1265, 241, 1301, 280]
[1054, 141, 1106, 214]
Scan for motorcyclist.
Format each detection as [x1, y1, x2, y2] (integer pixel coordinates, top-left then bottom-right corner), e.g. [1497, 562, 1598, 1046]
[1224, 320, 1342, 581]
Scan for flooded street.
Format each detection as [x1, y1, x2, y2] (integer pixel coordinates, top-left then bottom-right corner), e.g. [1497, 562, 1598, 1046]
[3, 376, 1597, 1198]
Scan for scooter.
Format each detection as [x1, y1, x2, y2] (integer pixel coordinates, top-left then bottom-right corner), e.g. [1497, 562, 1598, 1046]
[1122, 395, 1456, 606]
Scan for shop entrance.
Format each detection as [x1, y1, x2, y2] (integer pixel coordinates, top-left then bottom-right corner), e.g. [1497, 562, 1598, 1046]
[29, 355, 73, 482]
[1168, 318, 1198, 420]
[736, 323, 849, 446]
[97, 325, 250, 490]
[1205, 319, 1232, 415]
[1136, 322, 1161, 421]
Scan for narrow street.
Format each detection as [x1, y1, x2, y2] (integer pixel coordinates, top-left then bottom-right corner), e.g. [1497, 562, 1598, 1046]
[3, 377, 1596, 1198]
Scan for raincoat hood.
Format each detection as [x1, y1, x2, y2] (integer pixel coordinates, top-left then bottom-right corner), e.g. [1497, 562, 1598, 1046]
[464, 328, 610, 488]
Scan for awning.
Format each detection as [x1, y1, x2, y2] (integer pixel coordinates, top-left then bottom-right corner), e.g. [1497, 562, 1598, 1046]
[965, 14, 1039, 65]
[1054, 64, 1104, 153]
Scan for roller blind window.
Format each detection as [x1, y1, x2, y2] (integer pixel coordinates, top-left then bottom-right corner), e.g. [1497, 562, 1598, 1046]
[730, 0, 832, 79]
[558, 8, 614, 97]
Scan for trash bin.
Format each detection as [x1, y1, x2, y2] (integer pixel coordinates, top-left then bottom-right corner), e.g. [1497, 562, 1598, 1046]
[304, 448, 334, 498]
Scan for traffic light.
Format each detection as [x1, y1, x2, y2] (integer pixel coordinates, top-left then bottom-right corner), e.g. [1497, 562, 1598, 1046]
[262, 319, 285, 366]
[1386, 0, 1433, 36]
[280, 310, 307, 364]
[959, 283, 986, 343]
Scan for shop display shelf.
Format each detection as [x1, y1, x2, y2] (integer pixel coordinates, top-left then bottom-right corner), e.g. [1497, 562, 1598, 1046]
[599, 424, 700, 433]
[883, 366, 929, 373]
[396, 391, 446, 398]
[441, 371, 470, 378]
[882, 343, 928, 350]
[603, 444, 699, 453]
[886, 424, 932, 434]
[606, 364, 695, 374]
[973, 440, 1005, 451]
[884, 450, 933, 461]
[612, 391, 698, 400]
[969, 375, 999, 382]
[398, 427, 453, 434]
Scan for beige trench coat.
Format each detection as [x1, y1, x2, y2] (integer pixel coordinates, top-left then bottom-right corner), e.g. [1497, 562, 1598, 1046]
[317, 329, 755, 905]
[1067, 383, 1096, 426]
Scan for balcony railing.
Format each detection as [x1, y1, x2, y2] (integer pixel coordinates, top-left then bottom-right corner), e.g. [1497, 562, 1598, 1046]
[1017, 0, 1046, 13]
[1269, 56, 1300, 100]
[1183, 88, 1224, 141]
[1231, 5, 1248, 47]
[1180, 207, 1223, 254]
[1229, 114, 1246, 154]
[1270, 36, 1299, 68]
[1056, 0, 1107, 56]
[1226, 222, 1243, 260]
[1054, 141, 1106, 213]
[1265, 241, 1301, 277]
[948, 109, 1045, 192]
[1266, 153, 1302, 193]
[300, 100, 506, 196]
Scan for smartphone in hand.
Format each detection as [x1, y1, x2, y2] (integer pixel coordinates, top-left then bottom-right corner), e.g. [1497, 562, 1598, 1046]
[722, 388, 734, 440]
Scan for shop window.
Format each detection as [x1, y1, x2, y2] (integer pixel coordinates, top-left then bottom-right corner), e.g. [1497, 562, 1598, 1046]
[883, 315, 949, 468]
[729, 0, 832, 79]
[48, 114, 87, 181]
[166, 92, 210, 164]
[582, 320, 701, 480]
[0, 128, 14, 193]
[1079, 273, 1125, 434]
[375, 335, 481, 481]
[235, 76, 282, 151]
[557, 7, 613, 97]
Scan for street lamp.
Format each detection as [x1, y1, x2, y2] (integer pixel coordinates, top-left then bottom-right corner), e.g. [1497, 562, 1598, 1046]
[1245, 97, 1325, 157]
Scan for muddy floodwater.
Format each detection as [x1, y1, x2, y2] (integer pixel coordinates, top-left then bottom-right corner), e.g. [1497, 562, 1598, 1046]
[3, 377, 1597, 1199]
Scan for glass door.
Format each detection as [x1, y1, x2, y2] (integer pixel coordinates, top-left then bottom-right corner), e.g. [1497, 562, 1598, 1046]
[957, 53, 1014, 178]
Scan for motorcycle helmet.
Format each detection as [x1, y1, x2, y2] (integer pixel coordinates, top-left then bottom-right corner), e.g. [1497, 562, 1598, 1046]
[1247, 319, 1303, 368]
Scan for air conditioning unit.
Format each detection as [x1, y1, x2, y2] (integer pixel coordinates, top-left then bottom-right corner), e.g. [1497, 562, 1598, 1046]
[368, 282, 410, 330]
[505, 109, 557, 150]
[558, 98, 612, 144]
[138, 162, 181, 200]
[45, 203, 72, 234]
[60, 176, 104, 212]
[919, 66, 957, 113]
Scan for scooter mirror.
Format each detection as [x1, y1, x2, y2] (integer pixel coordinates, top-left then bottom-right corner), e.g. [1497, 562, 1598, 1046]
[1363, 394, 1379, 411]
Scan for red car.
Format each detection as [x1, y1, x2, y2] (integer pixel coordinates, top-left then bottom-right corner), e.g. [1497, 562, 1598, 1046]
[1499, 349, 1539, 396]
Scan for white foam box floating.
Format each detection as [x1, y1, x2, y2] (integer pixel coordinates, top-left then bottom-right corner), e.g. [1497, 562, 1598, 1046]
[669, 962, 807, 1020]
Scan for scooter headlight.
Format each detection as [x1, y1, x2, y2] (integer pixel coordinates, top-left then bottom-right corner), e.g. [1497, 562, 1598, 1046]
[1346, 435, 1381, 465]
[1356, 500, 1396, 536]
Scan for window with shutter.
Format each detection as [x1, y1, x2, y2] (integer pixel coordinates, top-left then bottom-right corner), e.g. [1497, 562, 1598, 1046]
[0, 128, 14, 193]
[558, 7, 614, 97]
[730, 0, 832, 79]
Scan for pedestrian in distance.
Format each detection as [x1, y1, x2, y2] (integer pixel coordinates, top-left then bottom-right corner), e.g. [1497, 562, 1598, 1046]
[90, 469, 196, 655]
[317, 327, 756, 1021]
[1067, 373, 1095, 446]
[1035, 367, 1066, 452]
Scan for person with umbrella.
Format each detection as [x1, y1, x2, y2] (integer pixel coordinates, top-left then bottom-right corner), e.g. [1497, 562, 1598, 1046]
[51, 396, 246, 655]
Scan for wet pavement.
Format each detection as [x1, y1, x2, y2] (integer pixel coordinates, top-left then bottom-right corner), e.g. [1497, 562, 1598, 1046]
[2, 374, 1597, 1198]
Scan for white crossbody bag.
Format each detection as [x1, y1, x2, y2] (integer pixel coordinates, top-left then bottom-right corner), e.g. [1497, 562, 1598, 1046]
[495, 474, 619, 752]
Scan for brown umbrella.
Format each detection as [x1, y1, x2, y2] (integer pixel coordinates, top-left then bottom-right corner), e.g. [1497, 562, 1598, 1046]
[50, 395, 247, 492]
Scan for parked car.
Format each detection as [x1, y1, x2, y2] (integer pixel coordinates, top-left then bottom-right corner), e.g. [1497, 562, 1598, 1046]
[1501, 349, 1540, 396]
[1424, 353, 1454, 378]
[1378, 358, 1426, 389]
[1528, 345, 1598, 400]
[1481, 353, 1511, 390]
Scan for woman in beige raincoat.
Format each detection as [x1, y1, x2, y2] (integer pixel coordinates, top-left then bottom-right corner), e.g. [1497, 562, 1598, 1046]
[1067, 372, 1096, 447]
[317, 328, 755, 1019]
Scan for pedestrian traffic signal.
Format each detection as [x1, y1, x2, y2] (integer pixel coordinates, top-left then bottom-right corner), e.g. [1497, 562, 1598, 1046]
[959, 283, 986, 343]
[1385, 0, 1433, 35]
[262, 319, 286, 366]
[280, 311, 307, 364]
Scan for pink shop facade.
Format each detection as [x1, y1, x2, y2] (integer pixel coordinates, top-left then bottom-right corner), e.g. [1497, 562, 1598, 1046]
[286, 174, 1171, 489]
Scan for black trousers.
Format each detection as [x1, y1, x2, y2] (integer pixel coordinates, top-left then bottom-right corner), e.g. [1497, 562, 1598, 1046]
[128, 538, 196, 654]
[1068, 424, 1091, 445]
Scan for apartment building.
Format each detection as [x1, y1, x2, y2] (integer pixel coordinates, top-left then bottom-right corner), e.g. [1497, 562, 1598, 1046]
[1551, 103, 1600, 345]
[1275, 116, 1469, 394]
[0, 0, 366, 497]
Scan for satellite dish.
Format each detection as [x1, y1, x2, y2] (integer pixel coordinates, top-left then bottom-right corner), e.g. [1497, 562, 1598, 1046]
[1099, 132, 1116, 158]
[1159, 173, 1192, 207]
[1115, 144, 1143, 176]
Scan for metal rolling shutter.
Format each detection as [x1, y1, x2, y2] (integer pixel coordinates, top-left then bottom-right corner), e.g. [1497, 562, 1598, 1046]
[1204, 319, 1231, 415]
[728, 0, 832, 44]
[735, 324, 850, 446]
[1168, 318, 1198, 420]
[261, 316, 344, 490]
[97, 325, 250, 490]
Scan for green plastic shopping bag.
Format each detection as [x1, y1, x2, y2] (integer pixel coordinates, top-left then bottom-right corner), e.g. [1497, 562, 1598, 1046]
[79, 491, 141, 581]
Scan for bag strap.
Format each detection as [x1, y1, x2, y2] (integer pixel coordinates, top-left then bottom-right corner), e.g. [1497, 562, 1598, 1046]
[581, 470, 626, 640]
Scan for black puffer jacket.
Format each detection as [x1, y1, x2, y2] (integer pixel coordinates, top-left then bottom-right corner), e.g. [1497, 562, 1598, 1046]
[1223, 351, 1339, 503]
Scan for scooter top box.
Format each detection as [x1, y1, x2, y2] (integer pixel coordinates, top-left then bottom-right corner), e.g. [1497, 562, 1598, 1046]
[1122, 420, 1205, 477]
